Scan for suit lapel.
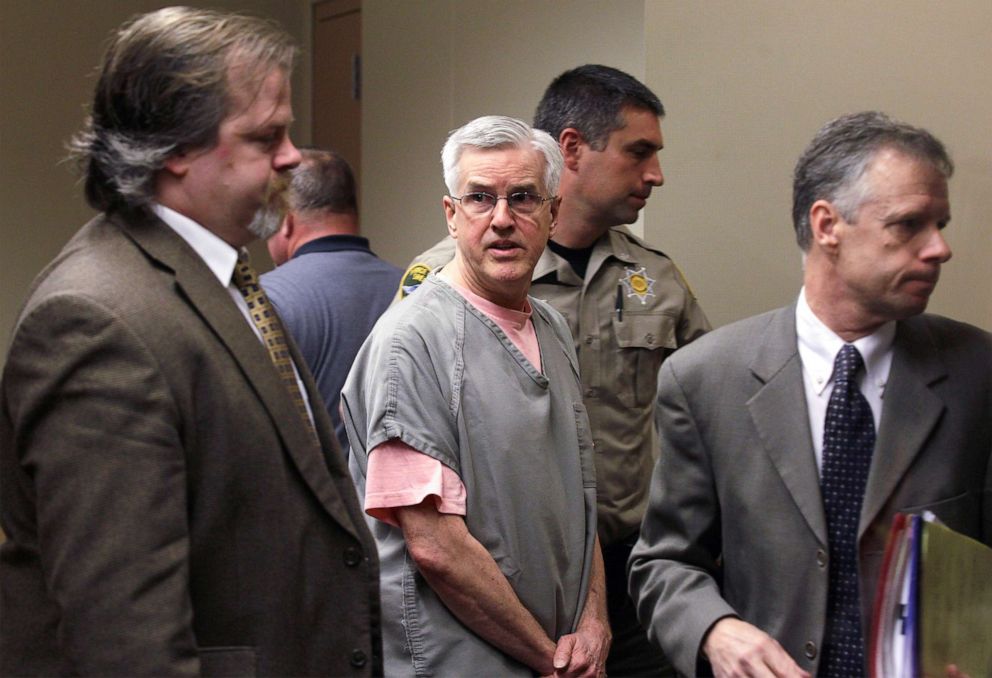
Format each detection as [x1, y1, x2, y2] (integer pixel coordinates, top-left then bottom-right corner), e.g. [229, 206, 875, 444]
[120, 213, 362, 539]
[860, 318, 946, 536]
[747, 305, 828, 545]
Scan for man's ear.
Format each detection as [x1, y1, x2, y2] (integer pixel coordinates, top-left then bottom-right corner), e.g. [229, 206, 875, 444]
[559, 128, 585, 171]
[162, 149, 192, 178]
[281, 212, 295, 238]
[443, 196, 458, 238]
[548, 196, 561, 238]
[809, 199, 844, 253]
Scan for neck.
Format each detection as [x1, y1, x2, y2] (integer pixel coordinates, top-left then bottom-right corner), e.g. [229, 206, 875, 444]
[804, 271, 884, 343]
[289, 213, 359, 256]
[551, 204, 609, 249]
[552, 173, 610, 249]
[441, 259, 529, 312]
[155, 173, 257, 247]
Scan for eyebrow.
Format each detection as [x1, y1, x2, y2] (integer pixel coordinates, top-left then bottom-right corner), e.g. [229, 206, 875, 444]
[464, 181, 540, 193]
[878, 204, 952, 225]
[626, 139, 663, 152]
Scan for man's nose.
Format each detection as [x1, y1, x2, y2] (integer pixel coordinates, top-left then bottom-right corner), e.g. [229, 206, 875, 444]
[644, 154, 664, 187]
[275, 135, 302, 170]
[923, 227, 952, 264]
[489, 197, 515, 227]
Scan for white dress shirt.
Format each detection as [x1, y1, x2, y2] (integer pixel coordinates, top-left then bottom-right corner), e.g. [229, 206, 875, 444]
[796, 287, 895, 474]
[151, 203, 316, 424]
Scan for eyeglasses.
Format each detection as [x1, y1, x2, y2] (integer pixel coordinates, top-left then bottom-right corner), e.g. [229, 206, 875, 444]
[450, 191, 553, 216]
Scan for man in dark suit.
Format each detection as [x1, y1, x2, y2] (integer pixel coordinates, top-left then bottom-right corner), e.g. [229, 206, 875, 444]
[629, 111, 990, 677]
[0, 7, 381, 675]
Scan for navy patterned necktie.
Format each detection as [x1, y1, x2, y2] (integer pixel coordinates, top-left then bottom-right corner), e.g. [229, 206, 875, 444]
[820, 343, 875, 677]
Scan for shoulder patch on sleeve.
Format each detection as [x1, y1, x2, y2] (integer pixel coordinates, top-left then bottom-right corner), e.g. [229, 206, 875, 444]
[399, 263, 432, 298]
[671, 261, 700, 299]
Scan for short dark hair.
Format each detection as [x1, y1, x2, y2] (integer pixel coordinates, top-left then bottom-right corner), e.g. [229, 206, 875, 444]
[289, 149, 357, 215]
[69, 7, 297, 214]
[533, 64, 664, 149]
[792, 111, 953, 251]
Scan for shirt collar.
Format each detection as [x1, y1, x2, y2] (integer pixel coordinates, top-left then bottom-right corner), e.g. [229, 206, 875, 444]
[152, 203, 240, 287]
[293, 234, 372, 259]
[533, 227, 628, 284]
[796, 286, 896, 394]
[436, 270, 533, 327]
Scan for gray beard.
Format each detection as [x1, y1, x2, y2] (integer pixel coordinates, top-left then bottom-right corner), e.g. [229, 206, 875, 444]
[246, 204, 283, 240]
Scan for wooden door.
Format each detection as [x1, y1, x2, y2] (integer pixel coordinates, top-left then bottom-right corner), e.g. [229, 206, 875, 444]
[312, 0, 362, 196]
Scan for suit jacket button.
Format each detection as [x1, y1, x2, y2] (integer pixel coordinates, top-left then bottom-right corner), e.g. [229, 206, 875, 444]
[804, 641, 817, 659]
[816, 549, 827, 568]
[350, 649, 367, 667]
[343, 546, 362, 567]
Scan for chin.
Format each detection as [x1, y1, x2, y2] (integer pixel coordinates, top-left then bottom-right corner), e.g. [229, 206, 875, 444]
[878, 298, 930, 323]
[614, 208, 640, 225]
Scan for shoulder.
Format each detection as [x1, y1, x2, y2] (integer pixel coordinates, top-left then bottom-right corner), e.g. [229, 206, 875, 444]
[605, 226, 702, 294]
[668, 306, 789, 369]
[397, 237, 456, 299]
[376, 277, 463, 341]
[899, 313, 992, 367]
[607, 225, 672, 261]
[905, 313, 991, 344]
[349, 279, 464, 389]
[530, 296, 570, 338]
[20, 215, 155, 319]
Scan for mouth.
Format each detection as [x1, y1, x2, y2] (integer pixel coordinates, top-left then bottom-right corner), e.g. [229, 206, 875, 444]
[267, 172, 291, 206]
[904, 270, 940, 295]
[487, 240, 524, 256]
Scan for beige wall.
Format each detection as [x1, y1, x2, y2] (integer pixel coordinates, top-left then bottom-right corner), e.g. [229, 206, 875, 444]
[361, 0, 647, 267]
[0, 1, 309, 361]
[644, 1, 992, 330]
[3, 0, 989, 362]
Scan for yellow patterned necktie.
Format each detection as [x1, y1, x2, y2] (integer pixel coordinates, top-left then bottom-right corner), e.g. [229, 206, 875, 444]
[232, 252, 319, 446]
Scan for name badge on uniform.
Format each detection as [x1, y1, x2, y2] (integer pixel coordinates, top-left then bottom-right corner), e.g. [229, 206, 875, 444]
[620, 266, 656, 305]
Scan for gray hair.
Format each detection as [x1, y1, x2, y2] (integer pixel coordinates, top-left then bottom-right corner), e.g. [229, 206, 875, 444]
[69, 6, 297, 214]
[792, 111, 953, 250]
[289, 148, 357, 215]
[441, 116, 563, 197]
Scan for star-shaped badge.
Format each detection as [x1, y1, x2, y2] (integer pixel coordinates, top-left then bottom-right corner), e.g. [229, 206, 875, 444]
[620, 266, 656, 305]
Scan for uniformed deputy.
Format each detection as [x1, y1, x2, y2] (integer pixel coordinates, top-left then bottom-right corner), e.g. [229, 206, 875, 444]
[397, 65, 710, 677]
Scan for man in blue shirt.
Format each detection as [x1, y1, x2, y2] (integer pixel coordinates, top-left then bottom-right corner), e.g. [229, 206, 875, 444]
[263, 148, 401, 452]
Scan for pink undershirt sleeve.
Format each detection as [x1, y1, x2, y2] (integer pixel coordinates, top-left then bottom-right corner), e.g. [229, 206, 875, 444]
[364, 281, 541, 527]
[364, 439, 467, 527]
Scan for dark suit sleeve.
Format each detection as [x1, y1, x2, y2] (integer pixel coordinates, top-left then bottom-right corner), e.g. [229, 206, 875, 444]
[627, 358, 737, 676]
[985, 432, 992, 545]
[4, 294, 198, 674]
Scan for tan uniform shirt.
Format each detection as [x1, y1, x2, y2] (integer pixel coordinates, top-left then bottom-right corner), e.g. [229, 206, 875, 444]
[398, 226, 710, 544]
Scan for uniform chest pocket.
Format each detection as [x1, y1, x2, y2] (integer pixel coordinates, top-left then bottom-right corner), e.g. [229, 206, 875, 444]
[611, 312, 677, 407]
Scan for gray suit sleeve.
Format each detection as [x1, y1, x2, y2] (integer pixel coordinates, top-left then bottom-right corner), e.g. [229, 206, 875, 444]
[627, 357, 737, 676]
[4, 294, 198, 674]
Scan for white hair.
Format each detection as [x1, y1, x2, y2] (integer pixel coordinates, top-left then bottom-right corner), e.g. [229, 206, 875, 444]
[441, 115, 563, 196]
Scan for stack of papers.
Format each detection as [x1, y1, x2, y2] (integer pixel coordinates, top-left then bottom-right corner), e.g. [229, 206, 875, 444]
[868, 512, 992, 678]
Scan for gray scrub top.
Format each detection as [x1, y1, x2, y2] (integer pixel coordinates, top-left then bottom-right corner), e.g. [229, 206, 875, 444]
[342, 275, 597, 677]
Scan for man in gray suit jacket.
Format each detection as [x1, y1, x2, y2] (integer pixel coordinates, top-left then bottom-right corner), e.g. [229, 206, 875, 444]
[0, 8, 381, 675]
[629, 111, 990, 677]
